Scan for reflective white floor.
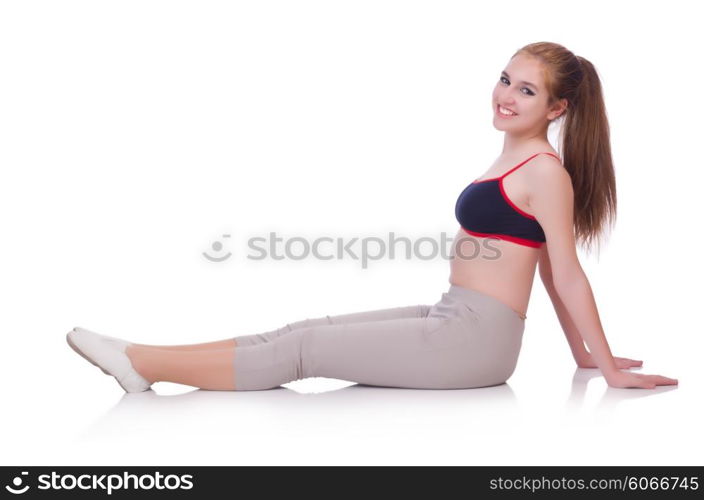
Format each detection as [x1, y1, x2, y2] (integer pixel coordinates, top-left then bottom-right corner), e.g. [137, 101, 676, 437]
[3, 354, 692, 466]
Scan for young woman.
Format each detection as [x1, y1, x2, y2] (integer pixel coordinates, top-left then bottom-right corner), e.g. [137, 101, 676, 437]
[67, 42, 678, 392]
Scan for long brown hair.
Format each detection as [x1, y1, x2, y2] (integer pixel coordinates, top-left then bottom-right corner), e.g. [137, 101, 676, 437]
[513, 42, 617, 256]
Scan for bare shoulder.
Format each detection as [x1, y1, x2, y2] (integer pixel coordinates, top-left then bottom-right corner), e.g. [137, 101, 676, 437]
[529, 153, 569, 182]
[527, 154, 572, 201]
[528, 153, 579, 278]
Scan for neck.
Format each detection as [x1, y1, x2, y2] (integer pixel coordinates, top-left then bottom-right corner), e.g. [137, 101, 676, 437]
[501, 128, 550, 157]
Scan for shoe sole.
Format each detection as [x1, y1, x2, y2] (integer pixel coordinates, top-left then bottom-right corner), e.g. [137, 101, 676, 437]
[66, 329, 133, 392]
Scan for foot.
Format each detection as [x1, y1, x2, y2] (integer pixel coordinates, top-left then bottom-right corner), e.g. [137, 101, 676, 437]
[66, 327, 152, 393]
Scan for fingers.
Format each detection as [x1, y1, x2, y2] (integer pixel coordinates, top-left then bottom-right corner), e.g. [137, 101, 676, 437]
[615, 357, 643, 368]
[632, 373, 678, 386]
[649, 375, 678, 386]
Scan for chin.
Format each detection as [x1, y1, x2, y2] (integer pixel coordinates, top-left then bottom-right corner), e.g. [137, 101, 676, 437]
[492, 118, 512, 131]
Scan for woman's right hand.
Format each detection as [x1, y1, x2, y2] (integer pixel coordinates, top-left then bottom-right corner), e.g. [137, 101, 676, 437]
[605, 370, 678, 389]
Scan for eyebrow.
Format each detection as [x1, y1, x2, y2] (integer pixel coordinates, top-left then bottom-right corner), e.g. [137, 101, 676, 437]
[501, 71, 538, 90]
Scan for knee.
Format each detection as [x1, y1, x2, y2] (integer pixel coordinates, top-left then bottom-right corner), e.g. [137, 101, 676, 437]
[233, 331, 311, 390]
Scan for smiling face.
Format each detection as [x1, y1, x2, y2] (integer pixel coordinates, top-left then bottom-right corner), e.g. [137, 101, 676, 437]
[491, 53, 566, 133]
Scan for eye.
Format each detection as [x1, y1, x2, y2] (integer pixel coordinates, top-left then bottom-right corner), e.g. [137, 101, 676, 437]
[499, 76, 535, 96]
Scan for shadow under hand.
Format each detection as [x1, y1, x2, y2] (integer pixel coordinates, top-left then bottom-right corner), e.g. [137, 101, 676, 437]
[567, 367, 678, 412]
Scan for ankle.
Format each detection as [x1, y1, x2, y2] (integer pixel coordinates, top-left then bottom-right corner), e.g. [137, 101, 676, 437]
[125, 345, 159, 384]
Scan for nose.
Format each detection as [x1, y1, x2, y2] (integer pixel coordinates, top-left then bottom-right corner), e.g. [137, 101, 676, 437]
[497, 94, 515, 107]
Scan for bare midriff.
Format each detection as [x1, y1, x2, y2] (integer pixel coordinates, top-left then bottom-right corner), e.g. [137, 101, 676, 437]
[448, 227, 540, 320]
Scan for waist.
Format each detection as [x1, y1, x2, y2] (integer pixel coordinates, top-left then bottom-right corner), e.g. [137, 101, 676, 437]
[447, 283, 527, 321]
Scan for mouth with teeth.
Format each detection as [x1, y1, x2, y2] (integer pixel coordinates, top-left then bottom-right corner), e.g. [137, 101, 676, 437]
[496, 104, 518, 117]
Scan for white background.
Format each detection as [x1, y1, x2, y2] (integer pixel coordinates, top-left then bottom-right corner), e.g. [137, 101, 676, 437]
[1, 0, 701, 466]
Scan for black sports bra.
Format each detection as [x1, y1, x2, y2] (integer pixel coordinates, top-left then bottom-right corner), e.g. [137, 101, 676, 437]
[454, 152, 561, 248]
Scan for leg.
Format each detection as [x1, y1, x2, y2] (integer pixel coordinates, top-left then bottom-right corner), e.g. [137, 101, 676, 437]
[233, 303, 432, 347]
[124, 300, 521, 391]
[231, 313, 495, 391]
[126, 305, 431, 352]
[125, 313, 450, 391]
[123, 305, 432, 389]
[126, 344, 236, 390]
[133, 338, 236, 351]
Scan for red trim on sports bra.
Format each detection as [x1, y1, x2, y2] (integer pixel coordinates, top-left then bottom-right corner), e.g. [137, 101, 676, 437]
[460, 227, 544, 248]
[498, 179, 536, 220]
[472, 152, 561, 183]
[471, 151, 561, 220]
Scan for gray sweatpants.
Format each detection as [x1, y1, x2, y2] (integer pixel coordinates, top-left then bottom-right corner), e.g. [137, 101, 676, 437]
[232, 284, 525, 390]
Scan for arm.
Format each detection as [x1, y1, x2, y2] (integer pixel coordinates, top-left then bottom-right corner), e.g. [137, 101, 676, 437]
[530, 158, 677, 388]
[529, 161, 620, 382]
[537, 245, 590, 366]
[538, 216, 644, 371]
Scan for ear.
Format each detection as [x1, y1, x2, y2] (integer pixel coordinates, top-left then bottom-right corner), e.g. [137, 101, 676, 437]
[548, 98, 568, 120]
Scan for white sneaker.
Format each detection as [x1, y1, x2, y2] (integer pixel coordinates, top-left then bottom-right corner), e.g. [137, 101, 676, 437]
[66, 327, 152, 393]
